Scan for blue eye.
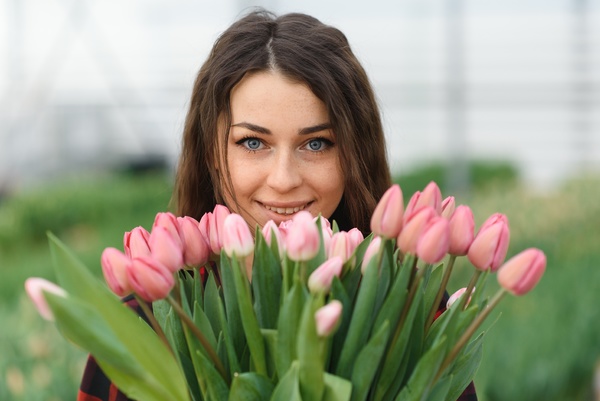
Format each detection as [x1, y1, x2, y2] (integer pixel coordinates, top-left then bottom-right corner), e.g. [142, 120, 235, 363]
[306, 138, 332, 152]
[238, 137, 262, 151]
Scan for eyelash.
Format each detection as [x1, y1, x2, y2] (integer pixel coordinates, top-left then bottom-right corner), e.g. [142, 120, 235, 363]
[235, 136, 335, 153]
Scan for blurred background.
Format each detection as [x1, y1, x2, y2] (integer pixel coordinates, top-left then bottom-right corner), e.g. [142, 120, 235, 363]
[1, 0, 599, 400]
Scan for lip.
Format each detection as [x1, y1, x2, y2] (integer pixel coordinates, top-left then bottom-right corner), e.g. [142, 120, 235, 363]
[258, 201, 313, 217]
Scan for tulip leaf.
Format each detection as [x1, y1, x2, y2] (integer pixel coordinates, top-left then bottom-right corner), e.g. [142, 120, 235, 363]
[270, 361, 303, 401]
[218, 297, 242, 376]
[219, 251, 245, 357]
[193, 300, 218, 353]
[204, 272, 223, 340]
[297, 299, 325, 401]
[426, 374, 452, 401]
[276, 280, 305, 378]
[322, 373, 353, 401]
[229, 372, 275, 401]
[261, 328, 278, 379]
[423, 264, 444, 322]
[329, 277, 352, 371]
[252, 232, 282, 329]
[445, 333, 483, 401]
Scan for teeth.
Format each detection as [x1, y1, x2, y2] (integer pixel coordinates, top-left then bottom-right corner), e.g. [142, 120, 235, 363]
[265, 204, 306, 215]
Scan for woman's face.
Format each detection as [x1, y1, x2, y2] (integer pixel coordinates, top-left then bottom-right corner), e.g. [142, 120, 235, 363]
[221, 70, 345, 228]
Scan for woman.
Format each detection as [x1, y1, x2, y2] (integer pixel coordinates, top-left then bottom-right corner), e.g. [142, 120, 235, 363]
[78, 9, 476, 401]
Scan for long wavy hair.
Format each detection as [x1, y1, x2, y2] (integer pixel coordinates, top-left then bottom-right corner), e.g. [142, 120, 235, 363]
[173, 9, 391, 234]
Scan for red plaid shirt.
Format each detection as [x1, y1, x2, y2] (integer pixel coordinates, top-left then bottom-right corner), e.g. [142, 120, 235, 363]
[77, 293, 477, 401]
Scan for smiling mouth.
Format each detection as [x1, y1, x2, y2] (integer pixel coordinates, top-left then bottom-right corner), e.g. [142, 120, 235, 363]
[263, 203, 310, 216]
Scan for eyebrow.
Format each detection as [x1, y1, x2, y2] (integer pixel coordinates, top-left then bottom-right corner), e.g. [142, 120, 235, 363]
[231, 122, 332, 135]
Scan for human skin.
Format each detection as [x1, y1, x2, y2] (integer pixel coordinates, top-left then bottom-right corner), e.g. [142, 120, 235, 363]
[221, 70, 345, 228]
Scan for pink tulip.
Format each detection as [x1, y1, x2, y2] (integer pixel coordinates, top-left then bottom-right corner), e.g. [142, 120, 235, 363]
[314, 215, 333, 251]
[397, 206, 437, 256]
[467, 213, 510, 271]
[315, 300, 343, 337]
[347, 228, 364, 249]
[123, 226, 151, 258]
[285, 211, 320, 261]
[328, 231, 357, 263]
[223, 214, 254, 258]
[153, 212, 184, 249]
[101, 247, 133, 296]
[177, 216, 210, 266]
[277, 219, 293, 240]
[497, 248, 546, 296]
[149, 226, 185, 273]
[308, 256, 343, 294]
[446, 287, 472, 309]
[127, 256, 175, 302]
[416, 216, 450, 264]
[370, 184, 404, 238]
[203, 205, 231, 255]
[361, 236, 382, 273]
[262, 220, 283, 247]
[448, 205, 475, 256]
[24, 278, 67, 321]
[441, 196, 456, 219]
[404, 181, 442, 221]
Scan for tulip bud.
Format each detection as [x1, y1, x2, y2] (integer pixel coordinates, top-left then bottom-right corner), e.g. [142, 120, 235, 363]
[149, 226, 185, 273]
[262, 220, 283, 248]
[347, 228, 364, 249]
[308, 256, 343, 294]
[397, 206, 437, 256]
[441, 196, 456, 219]
[153, 212, 184, 249]
[328, 231, 354, 263]
[370, 184, 404, 238]
[446, 287, 472, 309]
[24, 278, 67, 321]
[467, 213, 510, 271]
[210, 205, 231, 255]
[177, 216, 210, 266]
[278, 219, 293, 239]
[101, 247, 133, 296]
[223, 214, 254, 258]
[127, 256, 175, 302]
[361, 236, 382, 273]
[416, 216, 450, 264]
[448, 205, 475, 256]
[285, 211, 320, 261]
[497, 248, 546, 296]
[123, 226, 151, 259]
[315, 300, 343, 337]
[404, 181, 442, 221]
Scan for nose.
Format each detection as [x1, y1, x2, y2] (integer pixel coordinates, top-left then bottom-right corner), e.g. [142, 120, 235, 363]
[266, 150, 302, 193]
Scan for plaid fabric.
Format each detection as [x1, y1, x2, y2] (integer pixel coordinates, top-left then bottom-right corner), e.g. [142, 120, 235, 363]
[78, 286, 477, 400]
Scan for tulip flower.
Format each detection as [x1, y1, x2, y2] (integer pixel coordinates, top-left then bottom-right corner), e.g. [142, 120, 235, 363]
[177, 216, 210, 266]
[123, 226, 151, 258]
[467, 213, 510, 271]
[277, 219, 293, 239]
[285, 211, 320, 261]
[101, 247, 133, 296]
[404, 181, 442, 221]
[448, 205, 475, 256]
[370, 184, 404, 238]
[314, 215, 333, 251]
[206, 205, 231, 255]
[127, 256, 175, 302]
[361, 236, 382, 273]
[416, 216, 450, 264]
[149, 226, 185, 273]
[24, 278, 67, 321]
[223, 214, 254, 258]
[153, 212, 184, 249]
[397, 206, 437, 256]
[308, 256, 343, 294]
[328, 231, 356, 263]
[497, 248, 546, 295]
[441, 196, 456, 219]
[446, 287, 473, 309]
[315, 300, 343, 337]
[347, 228, 364, 249]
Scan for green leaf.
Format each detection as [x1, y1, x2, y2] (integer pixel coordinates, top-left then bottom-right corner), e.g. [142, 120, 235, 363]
[193, 301, 218, 353]
[261, 328, 278, 379]
[219, 252, 245, 357]
[275, 280, 306, 378]
[252, 232, 282, 329]
[218, 297, 242, 376]
[229, 372, 275, 401]
[445, 333, 484, 401]
[270, 361, 303, 401]
[423, 263, 444, 321]
[297, 298, 325, 401]
[203, 272, 223, 340]
[322, 373, 353, 401]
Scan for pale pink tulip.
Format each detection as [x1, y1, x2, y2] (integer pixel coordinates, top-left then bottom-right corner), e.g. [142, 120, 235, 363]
[441, 196, 456, 219]
[123, 226, 151, 258]
[209, 205, 231, 255]
[497, 248, 546, 295]
[24, 278, 67, 321]
[467, 213, 510, 271]
[308, 256, 343, 294]
[262, 220, 283, 247]
[285, 211, 320, 261]
[127, 256, 175, 302]
[397, 206, 437, 256]
[177, 216, 210, 266]
[446, 287, 472, 309]
[347, 228, 364, 249]
[149, 226, 185, 273]
[370, 184, 404, 238]
[153, 212, 184, 249]
[328, 231, 356, 263]
[315, 300, 343, 337]
[448, 205, 475, 256]
[277, 219, 293, 240]
[416, 216, 450, 264]
[404, 181, 442, 221]
[223, 214, 254, 258]
[361, 236, 382, 273]
[101, 247, 133, 296]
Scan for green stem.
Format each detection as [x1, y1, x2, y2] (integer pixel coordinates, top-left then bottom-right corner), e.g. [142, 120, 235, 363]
[460, 269, 482, 311]
[433, 289, 506, 383]
[166, 295, 229, 384]
[424, 255, 457, 335]
[134, 295, 173, 355]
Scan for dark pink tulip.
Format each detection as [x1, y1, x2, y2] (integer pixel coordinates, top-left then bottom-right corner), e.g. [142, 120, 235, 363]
[448, 205, 475, 256]
[315, 300, 343, 337]
[441, 196, 456, 219]
[497, 248, 546, 296]
[404, 181, 442, 222]
[24, 278, 67, 321]
[308, 256, 343, 294]
[223, 214, 254, 258]
[127, 256, 175, 302]
[467, 213, 510, 271]
[397, 206, 437, 256]
[177, 216, 210, 266]
[101, 247, 133, 296]
[153, 212, 184, 249]
[370, 184, 404, 238]
[285, 211, 320, 261]
[123, 226, 151, 259]
[361, 236, 382, 273]
[416, 216, 450, 264]
[149, 226, 185, 273]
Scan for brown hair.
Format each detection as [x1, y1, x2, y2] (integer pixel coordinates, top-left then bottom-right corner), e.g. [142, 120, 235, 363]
[173, 9, 391, 234]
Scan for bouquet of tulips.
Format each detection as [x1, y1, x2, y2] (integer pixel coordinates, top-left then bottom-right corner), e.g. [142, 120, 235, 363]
[25, 181, 546, 401]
